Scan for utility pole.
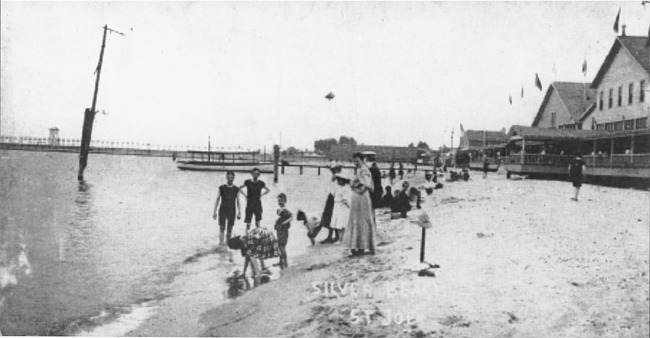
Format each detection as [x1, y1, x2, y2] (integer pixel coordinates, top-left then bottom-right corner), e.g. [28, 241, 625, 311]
[78, 24, 124, 181]
[450, 128, 455, 166]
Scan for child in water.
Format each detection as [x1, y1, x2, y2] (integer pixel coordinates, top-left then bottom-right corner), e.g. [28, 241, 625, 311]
[275, 193, 292, 269]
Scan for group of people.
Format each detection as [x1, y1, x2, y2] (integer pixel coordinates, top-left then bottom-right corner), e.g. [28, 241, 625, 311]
[211, 154, 441, 282]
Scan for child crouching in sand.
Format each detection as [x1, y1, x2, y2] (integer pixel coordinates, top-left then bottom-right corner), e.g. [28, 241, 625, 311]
[227, 227, 279, 282]
[275, 193, 292, 269]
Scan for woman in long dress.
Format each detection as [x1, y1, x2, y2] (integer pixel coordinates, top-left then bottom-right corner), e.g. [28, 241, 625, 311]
[344, 152, 376, 256]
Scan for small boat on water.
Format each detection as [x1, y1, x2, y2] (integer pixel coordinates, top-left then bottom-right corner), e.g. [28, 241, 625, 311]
[176, 150, 274, 173]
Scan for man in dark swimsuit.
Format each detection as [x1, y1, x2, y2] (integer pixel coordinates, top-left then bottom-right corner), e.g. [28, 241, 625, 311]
[213, 171, 241, 245]
[240, 168, 270, 230]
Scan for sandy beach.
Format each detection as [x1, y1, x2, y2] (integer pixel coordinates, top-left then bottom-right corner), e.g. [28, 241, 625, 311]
[198, 173, 649, 338]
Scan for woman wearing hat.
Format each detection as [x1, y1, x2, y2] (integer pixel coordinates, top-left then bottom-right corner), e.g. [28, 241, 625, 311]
[344, 152, 376, 256]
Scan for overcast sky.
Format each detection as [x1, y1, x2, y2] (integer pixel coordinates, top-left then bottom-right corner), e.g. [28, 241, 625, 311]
[1, 1, 649, 151]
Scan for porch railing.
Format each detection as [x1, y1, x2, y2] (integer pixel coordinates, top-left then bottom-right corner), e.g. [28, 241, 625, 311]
[501, 153, 650, 168]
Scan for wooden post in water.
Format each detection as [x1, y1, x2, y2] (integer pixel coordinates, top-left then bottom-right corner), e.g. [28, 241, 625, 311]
[273, 145, 280, 183]
[300, 165, 303, 175]
[318, 166, 321, 175]
[78, 24, 124, 181]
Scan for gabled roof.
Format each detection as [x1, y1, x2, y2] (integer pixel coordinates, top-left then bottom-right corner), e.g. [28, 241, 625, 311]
[531, 82, 595, 126]
[462, 130, 507, 143]
[591, 36, 650, 89]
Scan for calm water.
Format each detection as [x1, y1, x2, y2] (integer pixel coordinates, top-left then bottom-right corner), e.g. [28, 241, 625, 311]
[0, 150, 341, 335]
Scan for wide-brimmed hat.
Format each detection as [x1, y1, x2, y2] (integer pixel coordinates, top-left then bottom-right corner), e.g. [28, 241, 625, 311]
[334, 173, 351, 183]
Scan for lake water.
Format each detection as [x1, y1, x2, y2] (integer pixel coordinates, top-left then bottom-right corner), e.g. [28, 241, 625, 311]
[0, 150, 346, 335]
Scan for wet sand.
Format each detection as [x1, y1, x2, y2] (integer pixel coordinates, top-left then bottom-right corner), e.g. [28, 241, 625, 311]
[198, 172, 649, 337]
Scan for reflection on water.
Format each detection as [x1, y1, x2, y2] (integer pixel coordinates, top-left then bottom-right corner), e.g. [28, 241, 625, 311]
[225, 270, 271, 299]
[0, 215, 33, 336]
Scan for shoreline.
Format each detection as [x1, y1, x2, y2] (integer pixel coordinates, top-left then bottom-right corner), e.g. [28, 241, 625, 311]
[198, 174, 649, 337]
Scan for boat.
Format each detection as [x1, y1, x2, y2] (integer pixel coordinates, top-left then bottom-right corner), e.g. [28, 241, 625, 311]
[176, 150, 274, 173]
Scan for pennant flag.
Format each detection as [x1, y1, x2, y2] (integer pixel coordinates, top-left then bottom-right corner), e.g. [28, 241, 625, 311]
[613, 7, 620, 33]
[509, 94, 512, 105]
[582, 59, 588, 76]
[535, 73, 542, 91]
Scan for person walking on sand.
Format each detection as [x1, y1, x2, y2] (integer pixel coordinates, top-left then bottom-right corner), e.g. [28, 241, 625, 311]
[239, 168, 270, 230]
[213, 171, 241, 245]
[274, 193, 292, 269]
[344, 152, 376, 256]
[330, 173, 351, 243]
[568, 155, 586, 201]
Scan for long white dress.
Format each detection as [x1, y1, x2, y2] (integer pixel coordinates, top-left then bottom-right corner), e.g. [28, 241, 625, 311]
[344, 166, 376, 251]
[329, 184, 350, 230]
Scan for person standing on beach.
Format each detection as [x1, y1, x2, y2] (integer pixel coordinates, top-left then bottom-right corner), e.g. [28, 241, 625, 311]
[239, 168, 270, 230]
[483, 155, 490, 179]
[568, 156, 586, 201]
[330, 173, 351, 243]
[274, 193, 292, 269]
[368, 156, 383, 209]
[389, 163, 396, 185]
[213, 171, 241, 245]
[398, 162, 404, 180]
[319, 164, 340, 244]
[345, 152, 376, 256]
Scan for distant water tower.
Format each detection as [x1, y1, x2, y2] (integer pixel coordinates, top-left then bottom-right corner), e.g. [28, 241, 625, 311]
[49, 127, 60, 145]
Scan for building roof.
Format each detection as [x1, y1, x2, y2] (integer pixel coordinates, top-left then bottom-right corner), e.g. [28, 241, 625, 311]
[508, 125, 650, 142]
[591, 36, 650, 89]
[462, 130, 507, 143]
[531, 82, 595, 126]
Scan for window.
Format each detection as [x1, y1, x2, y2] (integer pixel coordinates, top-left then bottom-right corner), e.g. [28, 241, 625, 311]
[551, 112, 556, 127]
[608, 88, 613, 108]
[605, 123, 612, 131]
[637, 117, 648, 129]
[641, 80, 646, 103]
[629, 83, 634, 105]
[599, 91, 603, 110]
[596, 124, 604, 130]
[613, 121, 623, 130]
[625, 120, 634, 130]
[618, 86, 622, 106]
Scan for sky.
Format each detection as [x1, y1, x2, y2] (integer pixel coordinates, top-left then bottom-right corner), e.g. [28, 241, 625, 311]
[1, 1, 649, 151]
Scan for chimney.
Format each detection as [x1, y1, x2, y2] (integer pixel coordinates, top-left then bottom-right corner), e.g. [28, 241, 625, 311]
[622, 25, 626, 37]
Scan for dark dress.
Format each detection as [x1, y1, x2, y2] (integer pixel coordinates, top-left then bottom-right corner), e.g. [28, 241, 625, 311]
[569, 158, 586, 187]
[369, 163, 383, 209]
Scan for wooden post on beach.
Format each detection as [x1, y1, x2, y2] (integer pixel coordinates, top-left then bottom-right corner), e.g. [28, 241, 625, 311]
[420, 227, 426, 263]
[300, 165, 303, 175]
[273, 145, 279, 183]
[318, 166, 321, 175]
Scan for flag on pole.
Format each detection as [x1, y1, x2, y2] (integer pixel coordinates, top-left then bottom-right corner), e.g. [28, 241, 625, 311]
[582, 59, 588, 77]
[509, 94, 512, 105]
[613, 7, 621, 33]
[535, 73, 542, 91]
